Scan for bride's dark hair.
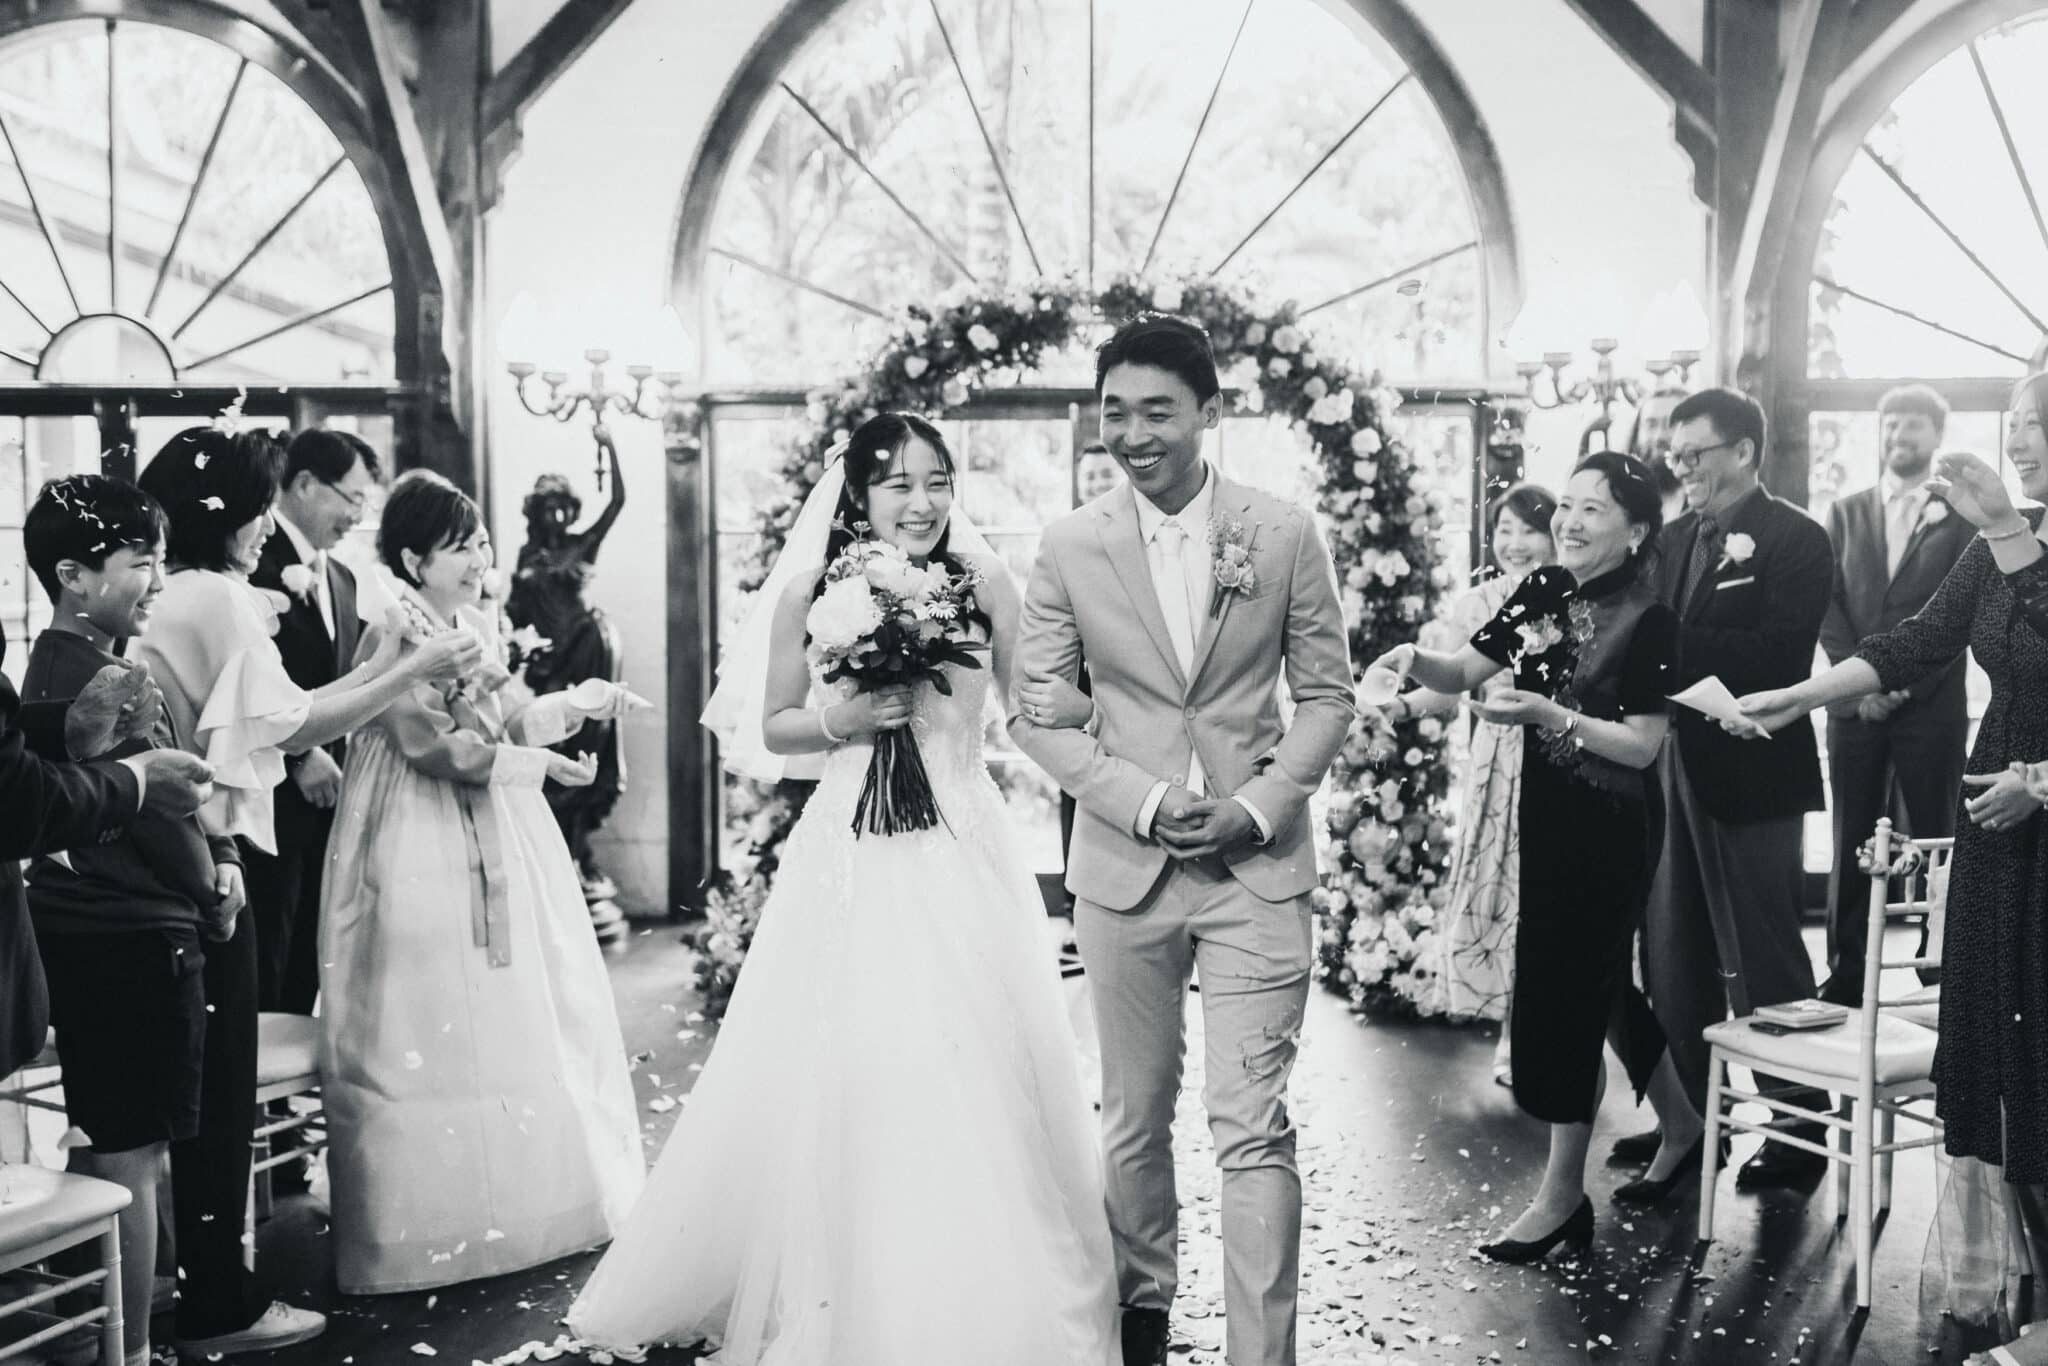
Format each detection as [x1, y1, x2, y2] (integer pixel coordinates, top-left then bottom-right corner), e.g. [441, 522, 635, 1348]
[809, 411, 991, 640]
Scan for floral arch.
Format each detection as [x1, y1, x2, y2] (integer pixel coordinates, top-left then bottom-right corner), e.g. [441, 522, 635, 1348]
[692, 274, 1461, 1019]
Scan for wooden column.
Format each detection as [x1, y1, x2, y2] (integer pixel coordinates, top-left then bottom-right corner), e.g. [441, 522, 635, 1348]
[665, 402, 714, 919]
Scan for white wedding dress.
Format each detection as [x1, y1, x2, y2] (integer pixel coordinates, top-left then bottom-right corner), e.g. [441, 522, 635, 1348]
[567, 657, 1119, 1364]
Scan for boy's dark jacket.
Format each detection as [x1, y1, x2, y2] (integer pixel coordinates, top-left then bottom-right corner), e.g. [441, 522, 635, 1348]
[20, 629, 237, 933]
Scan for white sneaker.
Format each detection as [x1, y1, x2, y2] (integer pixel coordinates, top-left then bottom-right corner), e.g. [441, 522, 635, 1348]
[175, 1302, 325, 1356]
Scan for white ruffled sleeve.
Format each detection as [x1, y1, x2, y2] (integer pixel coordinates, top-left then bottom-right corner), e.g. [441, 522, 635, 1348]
[140, 573, 310, 854]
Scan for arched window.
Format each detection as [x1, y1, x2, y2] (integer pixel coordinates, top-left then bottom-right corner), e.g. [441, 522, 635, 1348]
[669, 0, 1517, 891]
[680, 0, 1513, 387]
[0, 10, 413, 652]
[1790, 4, 2048, 511]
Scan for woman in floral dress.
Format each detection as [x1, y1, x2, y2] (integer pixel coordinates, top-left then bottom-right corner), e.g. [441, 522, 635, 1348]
[1393, 484, 1556, 1083]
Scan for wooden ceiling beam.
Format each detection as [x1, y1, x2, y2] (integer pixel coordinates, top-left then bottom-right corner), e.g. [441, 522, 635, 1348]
[1559, 0, 1716, 142]
[482, 0, 637, 138]
[1730, 0, 1856, 339]
[1841, 0, 1919, 74]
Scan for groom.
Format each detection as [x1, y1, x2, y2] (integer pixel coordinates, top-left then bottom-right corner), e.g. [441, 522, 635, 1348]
[1011, 314, 1354, 1366]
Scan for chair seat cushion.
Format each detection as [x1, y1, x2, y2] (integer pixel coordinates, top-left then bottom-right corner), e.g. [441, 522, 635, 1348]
[0, 1166, 132, 1262]
[1888, 985, 1940, 1030]
[256, 1013, 321, 1088]
[1704, 1011, 1938, 1085]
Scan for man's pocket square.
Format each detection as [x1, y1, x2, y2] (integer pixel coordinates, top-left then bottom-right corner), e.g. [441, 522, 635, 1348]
[1715, 576, 1756, 590]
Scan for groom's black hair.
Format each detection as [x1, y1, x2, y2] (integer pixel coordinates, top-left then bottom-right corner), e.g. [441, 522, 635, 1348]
[1095, 314, 1220, 404]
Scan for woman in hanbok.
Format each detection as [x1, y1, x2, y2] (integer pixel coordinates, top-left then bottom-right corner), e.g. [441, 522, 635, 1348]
[317, 470, 645, 1294]
[134, 427, 479, 1355]
[567, 413, 1117, 1364]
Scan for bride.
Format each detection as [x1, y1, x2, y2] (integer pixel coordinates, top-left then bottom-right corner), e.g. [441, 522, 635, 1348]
[567, 413, 1118, 1363]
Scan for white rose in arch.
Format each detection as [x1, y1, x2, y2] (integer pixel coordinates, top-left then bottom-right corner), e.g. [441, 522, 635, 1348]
[1152, 282, 1185, 312]
[965, 323, 1000, 353]
[941, 376, 971, 408]
[903, 355, 930, 379]
[1271, 324, 1304, 354]
[1351, 427, 1383, 456]
[1301, 375, 1329, 402]
[1244, 321, 1268, 346]
[1267, 357, 1292, 379]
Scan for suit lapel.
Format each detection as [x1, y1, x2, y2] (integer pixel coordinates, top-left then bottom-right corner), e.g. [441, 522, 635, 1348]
[327, 558, 358, 672]
[1187, 476, 1255, 687]
[1098, 488, 1187, 693]
[1884, 497, 1947, 595]
[1686, 489, 1767, 625]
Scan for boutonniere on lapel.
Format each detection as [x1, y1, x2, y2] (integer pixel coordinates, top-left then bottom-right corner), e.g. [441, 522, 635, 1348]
[279, 563, 317, 603]
[1922, 499, 1951, 527]
[1717, 532, 1756, 572]
[1206, 513, 1258, 613]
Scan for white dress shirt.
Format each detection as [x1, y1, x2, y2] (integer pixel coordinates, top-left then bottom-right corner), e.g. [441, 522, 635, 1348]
[275, 511, 334, 639]
[1127, 468, 1272, 844]
[1881, 473, 1933, 580]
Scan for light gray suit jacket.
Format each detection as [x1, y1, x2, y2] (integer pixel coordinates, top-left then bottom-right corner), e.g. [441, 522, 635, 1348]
[1011, 473, 1355, 911]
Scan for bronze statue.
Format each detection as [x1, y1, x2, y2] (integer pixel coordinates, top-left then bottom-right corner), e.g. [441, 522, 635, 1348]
[507, 432, 628, 941]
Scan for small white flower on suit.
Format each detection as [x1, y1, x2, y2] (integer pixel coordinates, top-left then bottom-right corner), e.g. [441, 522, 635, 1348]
[279, 563, 318, 602]
[1718, 532, 1756, 570]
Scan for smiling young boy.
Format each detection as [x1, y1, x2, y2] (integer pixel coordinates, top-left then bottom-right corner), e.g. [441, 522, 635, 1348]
[21, 474, 244, 1366]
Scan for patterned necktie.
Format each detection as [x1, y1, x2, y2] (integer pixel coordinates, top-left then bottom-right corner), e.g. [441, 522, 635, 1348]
[1679, 513, 1719, 615]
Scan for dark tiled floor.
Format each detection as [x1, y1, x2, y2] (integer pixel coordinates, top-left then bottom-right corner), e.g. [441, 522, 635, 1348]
[218, 925, 1998, 1366]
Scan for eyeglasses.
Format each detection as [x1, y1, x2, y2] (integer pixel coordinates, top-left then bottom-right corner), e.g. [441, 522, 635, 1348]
[320, 480, 372, 514]
[1663, 440, 1739, 471]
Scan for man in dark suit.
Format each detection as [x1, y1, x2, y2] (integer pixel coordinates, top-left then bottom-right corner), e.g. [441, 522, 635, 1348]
[2, 639, 212, 1078]
[244, 429, 374, 1014]
[1818, 384, 1974, 1004]
[1633, 388, 1836, 1188]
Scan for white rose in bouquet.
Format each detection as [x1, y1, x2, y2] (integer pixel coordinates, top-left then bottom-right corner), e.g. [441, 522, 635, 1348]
[807, 576, 883, 653]
[863, 547, 929, 598]
[1350, 427, 1383, 457]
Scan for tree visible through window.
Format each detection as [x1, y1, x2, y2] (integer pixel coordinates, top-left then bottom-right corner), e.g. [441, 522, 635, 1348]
[700, 0, 1490, 388]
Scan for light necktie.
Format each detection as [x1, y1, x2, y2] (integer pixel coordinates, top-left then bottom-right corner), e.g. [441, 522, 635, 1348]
[310, 550, 335, 638]
[1886, 493, 1918, 579]
[1155, 518, 1197, 674]
[1154, 517, 1205, 795]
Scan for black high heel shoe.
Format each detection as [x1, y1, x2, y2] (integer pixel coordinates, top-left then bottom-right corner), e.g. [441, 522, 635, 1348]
[1477, 1197, 1594, 1265]
[1613, 1134, 1710, 1206]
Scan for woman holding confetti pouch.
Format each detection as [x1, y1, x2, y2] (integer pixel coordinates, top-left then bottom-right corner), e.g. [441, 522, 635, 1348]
[317, 470, 645, 1294]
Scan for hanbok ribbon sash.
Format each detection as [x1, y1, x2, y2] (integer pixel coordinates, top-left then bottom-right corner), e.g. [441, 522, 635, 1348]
[456, 787, 512, 968]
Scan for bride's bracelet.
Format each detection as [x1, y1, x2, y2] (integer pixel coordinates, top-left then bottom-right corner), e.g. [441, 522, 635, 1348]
[817, 705, 845, 743]
[1983, 521, 2033, 543]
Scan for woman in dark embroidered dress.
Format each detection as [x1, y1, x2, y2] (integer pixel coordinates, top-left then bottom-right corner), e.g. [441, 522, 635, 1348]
[1371, 451, 1705, 1263]
[1738, 373, 2048, 1366]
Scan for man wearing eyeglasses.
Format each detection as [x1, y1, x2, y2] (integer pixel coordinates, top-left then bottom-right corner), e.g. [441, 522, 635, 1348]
[1815, 385, 1974, 1009]
[245, 428, 376, 1020]
[1622, 387, 1837, 1191]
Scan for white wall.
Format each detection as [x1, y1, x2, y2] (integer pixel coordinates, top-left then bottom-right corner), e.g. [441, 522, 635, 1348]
[483, 0, 1711, 913]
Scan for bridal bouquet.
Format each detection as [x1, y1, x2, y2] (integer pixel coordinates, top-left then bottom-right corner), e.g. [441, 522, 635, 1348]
[806, 532, 985, 837]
